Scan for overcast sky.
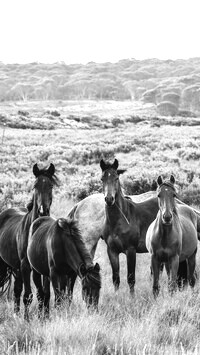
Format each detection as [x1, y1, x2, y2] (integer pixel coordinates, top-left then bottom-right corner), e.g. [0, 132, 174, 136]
[1, 0, 200, 64]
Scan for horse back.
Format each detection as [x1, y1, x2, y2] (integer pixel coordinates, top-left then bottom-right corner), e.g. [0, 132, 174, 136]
[0, 208, 27, 268]
[67, 193, 105, 257]
[177, 205, 198, 260]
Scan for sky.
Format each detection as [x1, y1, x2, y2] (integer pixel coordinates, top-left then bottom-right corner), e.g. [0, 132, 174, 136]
[1, 0, 200, 64]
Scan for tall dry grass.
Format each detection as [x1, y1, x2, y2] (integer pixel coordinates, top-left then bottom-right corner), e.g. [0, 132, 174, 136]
[1, 102, 200, 353]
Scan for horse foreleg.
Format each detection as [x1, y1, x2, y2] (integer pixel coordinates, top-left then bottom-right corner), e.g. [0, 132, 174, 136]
[21, 257, 33, 321]
[43, 276, 50, 317]
[188, 248, 197, 288]
[13, 270, 23, 314]
[32, 270, 44, 317]
[126, 247, 136, 294]
[151, 255, 161, 297]
[107, 247, 120, 291]
[65, 270, 77, 305]
[168, 255, 179, 294]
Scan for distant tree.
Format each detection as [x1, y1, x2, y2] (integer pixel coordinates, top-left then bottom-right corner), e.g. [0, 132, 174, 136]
[9, 82, 33, 101]
[181, 84, 200, 112]
[142, 88, 157, 104]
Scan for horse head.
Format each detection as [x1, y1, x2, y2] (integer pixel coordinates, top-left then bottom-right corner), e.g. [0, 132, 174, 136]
[157, 175, 177, 225]
[100, 158, 126, 206]
[57, 218, 101, 310]
[32, 163, 58, 217]
[79, 263, 101, 310]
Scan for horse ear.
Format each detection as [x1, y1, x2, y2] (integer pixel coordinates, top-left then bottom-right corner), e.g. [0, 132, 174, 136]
[94, 263, 100, 272]
[47, 163, 55, 176]
[112, 159, 119, 170]
[79, 264, 87, 277]
[57, 218, 65, 229]
[170, 175, 175, 184]
[100, 159, 107, 171]
[117, 169, 126, 175]
[57, 218, 69, 231]
[157, 175, 163, 186]
[33, 163, 40, 177]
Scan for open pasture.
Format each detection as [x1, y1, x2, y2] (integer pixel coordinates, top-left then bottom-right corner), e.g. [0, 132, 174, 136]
[1, 101, 200, 354]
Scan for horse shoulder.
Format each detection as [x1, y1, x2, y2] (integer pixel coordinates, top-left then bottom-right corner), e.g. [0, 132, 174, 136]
[146, 218, 159, 253]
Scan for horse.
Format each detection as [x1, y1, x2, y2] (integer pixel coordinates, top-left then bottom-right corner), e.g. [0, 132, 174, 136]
[27, 216, 101, 317]
[66, 158, 200, 294]
[0, 163, 57, 320]
[146, 175, 198, 296]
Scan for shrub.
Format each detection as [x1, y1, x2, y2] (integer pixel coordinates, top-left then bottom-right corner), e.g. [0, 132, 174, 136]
[157, 101, 179, 116]
[122, 176, 157, 195]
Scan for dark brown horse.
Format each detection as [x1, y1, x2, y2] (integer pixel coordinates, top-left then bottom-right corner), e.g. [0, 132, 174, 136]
[146, 175, 197, 296]
[0, 163, 57, 320]
[100, 158, 160, 293]
[27, 216, 101, 317]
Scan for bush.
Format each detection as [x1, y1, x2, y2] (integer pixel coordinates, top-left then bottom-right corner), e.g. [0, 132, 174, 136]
[122, 176, 157, 195]
[157, 101, 179, 116]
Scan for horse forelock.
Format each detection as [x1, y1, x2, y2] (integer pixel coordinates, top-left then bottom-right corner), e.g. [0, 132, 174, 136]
[157, 181, 177, 194]
[83, 267, 101, 288]
[33, 171, 59, 190]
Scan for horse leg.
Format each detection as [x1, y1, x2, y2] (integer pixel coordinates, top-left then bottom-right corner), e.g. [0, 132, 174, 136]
[151, 255, 161, 297]
[177, 260, 188, 288]
[168, 255, 179, 294]
[32, 270, 44, 317]
[187, 248, 197, 288]
[43, 276, 50, 317]
[107, 247, 120, 291]
[65, 271, 77, 305]
[50, 268, 62, 308]
[126, 247, 136, 294]
[13, 270, 23, 314]
[21, 257, 33, 321]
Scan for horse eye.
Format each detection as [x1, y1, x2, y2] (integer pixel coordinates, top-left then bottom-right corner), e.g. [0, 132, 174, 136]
[157, 194, 161, 198]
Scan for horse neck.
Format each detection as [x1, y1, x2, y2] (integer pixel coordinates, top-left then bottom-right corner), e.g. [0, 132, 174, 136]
[29, 193, 39, 224]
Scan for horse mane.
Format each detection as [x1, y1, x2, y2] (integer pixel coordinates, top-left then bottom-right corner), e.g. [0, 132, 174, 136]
[26, 198, 34, 212]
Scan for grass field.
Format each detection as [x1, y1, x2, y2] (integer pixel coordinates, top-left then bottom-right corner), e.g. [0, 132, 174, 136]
[0, 100, 200, 354]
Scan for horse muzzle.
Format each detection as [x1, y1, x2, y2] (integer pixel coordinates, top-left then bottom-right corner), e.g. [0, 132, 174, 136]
[38, 205, 50, 217]
[162, 212, 173, 225]
[105, 195, 115, 206]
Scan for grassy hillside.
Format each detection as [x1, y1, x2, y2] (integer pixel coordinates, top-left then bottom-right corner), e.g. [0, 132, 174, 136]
[0, 100, 200, 353]
[1, 57, 200, 116]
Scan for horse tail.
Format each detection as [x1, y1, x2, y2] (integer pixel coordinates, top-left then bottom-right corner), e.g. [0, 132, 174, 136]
[67, 203, 78, 220]
[0, 257, 13, 296]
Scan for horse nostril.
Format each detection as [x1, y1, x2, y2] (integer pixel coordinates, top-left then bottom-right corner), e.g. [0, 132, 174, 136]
[163, 213, 172, 223]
